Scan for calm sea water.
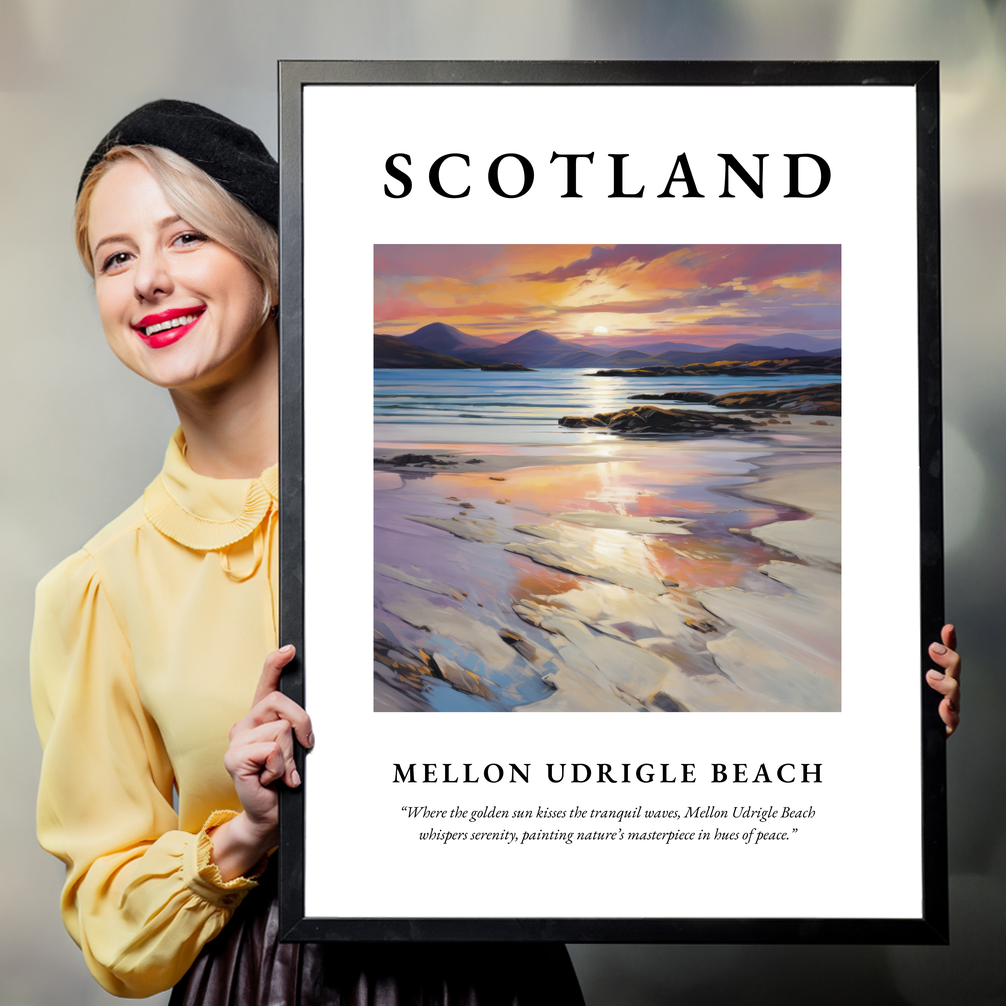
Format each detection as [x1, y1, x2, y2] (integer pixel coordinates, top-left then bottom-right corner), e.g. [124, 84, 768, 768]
[374, 368, 839, 447]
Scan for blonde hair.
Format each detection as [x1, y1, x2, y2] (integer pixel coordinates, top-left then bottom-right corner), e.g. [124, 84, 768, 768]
[75, 145, 278, 322]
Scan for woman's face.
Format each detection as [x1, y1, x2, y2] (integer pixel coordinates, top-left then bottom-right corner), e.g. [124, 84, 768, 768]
[87, 158, 270, 392]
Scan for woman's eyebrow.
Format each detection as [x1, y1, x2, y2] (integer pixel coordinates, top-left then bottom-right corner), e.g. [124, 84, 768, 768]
[92, 216, 185, 257]
[92, 232, 133, 256]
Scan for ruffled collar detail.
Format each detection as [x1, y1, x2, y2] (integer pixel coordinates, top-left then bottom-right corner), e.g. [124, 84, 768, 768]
[143, 429, 278, 552]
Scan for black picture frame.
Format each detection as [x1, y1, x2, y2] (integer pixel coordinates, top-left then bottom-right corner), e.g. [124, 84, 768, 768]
[277, 60, 945, 944]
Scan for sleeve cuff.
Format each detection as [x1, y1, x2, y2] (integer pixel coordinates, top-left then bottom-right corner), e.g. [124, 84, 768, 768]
[182, 810, 269, 909]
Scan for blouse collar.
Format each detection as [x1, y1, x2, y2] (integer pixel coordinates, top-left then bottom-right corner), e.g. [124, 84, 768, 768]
[143, 428, 278, 551]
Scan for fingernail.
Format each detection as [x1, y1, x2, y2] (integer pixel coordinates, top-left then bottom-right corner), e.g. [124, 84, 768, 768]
[292, 768, 301, 787]
[307, 732, 315, 748]
[928, 670, 944, 680]
[931, 643, 947, 655]
[280, 644, 295, 654]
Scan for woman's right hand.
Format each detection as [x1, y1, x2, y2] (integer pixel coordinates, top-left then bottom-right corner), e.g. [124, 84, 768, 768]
[209, 645, 314, 881]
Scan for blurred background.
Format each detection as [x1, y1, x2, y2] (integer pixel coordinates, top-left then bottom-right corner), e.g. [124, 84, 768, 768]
[1, 1, 1003, 1003]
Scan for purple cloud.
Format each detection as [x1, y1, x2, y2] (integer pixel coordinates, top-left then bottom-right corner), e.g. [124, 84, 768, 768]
[374, 244, 508, 279]
[696, 305, 841, 331]
[516, 245, 688, 282]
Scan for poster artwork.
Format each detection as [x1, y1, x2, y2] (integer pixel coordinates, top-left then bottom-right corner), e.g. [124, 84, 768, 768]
[373, 243, 841, 714]
[287, 64, 943, 940]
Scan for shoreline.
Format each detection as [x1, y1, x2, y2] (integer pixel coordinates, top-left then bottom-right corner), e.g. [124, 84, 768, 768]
[374, 421, 841, 713]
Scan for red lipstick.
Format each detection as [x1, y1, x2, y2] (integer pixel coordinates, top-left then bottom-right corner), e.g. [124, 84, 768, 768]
[132, 306, 205, 349]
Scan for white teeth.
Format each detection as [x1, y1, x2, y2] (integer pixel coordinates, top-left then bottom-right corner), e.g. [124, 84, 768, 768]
[142, 313, 199, 337]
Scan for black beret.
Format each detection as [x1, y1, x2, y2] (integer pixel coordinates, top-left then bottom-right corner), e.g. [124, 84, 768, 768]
[78, 99, 278, 228]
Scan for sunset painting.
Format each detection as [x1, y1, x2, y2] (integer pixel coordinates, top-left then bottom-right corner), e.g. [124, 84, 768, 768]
[373, 245, 841, 713]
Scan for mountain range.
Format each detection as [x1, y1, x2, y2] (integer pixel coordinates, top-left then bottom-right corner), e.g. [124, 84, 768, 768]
[376, 322, 842, 370]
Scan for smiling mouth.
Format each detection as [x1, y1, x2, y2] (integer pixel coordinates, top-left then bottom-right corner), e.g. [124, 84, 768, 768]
[131, 307, 207, 349]
[136, 308, 205, 338]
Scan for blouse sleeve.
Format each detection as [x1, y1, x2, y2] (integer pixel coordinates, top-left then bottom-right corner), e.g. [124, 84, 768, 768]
[31, 549, 262, 998]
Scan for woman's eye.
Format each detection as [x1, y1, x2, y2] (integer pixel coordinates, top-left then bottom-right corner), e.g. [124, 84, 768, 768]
[101, 251, 132, 273]
[173, 231, 208, 248]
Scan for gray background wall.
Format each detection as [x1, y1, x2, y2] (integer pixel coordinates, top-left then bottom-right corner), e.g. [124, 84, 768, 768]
[1, 2, 1003, 1003]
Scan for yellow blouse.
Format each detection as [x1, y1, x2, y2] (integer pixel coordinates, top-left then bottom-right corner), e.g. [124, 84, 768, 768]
[31, 429, 279, 998]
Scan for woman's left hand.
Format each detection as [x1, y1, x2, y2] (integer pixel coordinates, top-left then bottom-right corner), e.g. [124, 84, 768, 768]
[209, 645, 313, 881]
[926, 624, 960, 737]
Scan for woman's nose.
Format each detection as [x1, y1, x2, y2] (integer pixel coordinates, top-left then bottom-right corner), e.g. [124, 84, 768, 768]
[133, 249, 173, 302]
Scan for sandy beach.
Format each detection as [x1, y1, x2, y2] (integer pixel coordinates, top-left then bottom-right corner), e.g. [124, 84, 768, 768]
[374, 405, 841, 714]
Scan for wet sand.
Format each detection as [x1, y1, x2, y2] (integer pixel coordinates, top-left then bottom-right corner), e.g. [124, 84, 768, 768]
[374, 417, 841, 713]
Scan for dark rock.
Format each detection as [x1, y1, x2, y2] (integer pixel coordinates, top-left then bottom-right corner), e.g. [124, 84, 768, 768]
[595, 368, 664, 377]
[685, 618, 718, 633]
[558, 415, 609, 429]
[651, 692, 687, 712]
[480, 362, 536, 371]
[559, 406, 757, 437]
[465, 458, 485, 464]
[592, 356, 841, 378]
[498, 628, 540, 662]
[376, 453, 457, 467]
[708, 383, 841, 416]
[627, 391, 716, 402]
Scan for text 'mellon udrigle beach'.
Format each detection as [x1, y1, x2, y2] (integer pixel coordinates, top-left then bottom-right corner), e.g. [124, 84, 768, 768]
[373, 245, 840, 714]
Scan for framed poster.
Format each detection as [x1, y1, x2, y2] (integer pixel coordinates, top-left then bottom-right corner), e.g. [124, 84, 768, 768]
[277, 61, 946, 943]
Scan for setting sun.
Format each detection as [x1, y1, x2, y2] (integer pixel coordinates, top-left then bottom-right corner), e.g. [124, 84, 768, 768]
[374, 244, 841, 349]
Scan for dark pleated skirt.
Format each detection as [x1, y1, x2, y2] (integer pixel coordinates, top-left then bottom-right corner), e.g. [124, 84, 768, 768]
[169, 869, 584, 1006]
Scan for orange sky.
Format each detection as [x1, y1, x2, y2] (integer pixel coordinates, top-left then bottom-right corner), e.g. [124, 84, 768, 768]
[374, 244, 841, 347]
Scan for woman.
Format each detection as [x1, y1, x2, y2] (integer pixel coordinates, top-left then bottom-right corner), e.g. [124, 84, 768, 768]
[31, 100, 585, 1003]
[33, 99, 963, 1003]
